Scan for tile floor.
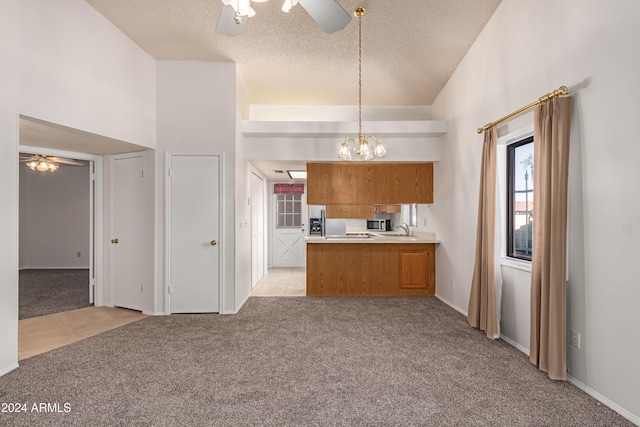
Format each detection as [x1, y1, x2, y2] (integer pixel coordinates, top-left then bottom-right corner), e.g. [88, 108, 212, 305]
[18, 306, 147, 360]
[250, 267, 306, 297]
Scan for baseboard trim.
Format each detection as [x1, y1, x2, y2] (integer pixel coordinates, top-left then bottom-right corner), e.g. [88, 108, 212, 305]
[568, 376, 640, 426]
[229, 292, 251, 315]
[19, 267, 90, 270]
[435, 293, 468, 316]
[500, 334, 530, 356]
[0, 362, 19, 377]
[498, 330, 639, 425]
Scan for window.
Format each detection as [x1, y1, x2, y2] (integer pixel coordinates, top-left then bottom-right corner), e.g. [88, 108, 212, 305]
[506, 136, 534, 261]
[276, 193, 302, 228]
[402, 204, 418, 228]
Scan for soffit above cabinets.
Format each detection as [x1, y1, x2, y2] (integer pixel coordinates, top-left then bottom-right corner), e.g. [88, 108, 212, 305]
[241, 120, 447, 138]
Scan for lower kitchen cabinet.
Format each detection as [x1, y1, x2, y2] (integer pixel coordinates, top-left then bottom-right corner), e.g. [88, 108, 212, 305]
[306, 243, 435, 296]
[399, 250, 432, 289]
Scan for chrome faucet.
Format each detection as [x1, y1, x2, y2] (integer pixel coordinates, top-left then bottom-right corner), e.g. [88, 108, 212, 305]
[397, 223, 410, 236]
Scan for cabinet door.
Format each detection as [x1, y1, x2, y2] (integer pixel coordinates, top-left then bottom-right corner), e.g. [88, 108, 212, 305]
[326, 204, 373, 219]
[387, 163, 434, 204]
[398, 246, 435, 293]
[307, 163, 357, 205]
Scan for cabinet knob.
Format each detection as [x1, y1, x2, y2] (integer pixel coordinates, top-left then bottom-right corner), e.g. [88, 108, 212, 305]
[210, 240, 217, 246]
[111, 238, 119, 244]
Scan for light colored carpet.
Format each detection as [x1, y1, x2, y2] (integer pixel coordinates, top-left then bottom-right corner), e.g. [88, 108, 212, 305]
[0, 297, 633, 426]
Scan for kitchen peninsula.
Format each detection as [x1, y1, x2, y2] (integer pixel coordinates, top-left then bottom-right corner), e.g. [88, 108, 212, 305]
[305, 233, 439, 296]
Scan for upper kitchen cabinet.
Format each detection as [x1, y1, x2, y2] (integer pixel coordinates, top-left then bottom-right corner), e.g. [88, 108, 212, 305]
[325, 204, 374, 219]
[373, 204, 401, 214]
[307, 162, 434, 205]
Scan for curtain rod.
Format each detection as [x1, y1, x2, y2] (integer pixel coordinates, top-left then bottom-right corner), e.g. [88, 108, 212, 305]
[476, 85, 569, 134]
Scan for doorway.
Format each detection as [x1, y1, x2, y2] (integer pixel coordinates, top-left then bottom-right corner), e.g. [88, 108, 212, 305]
[18, 148, 96, 319]
[271, 185, 307, 268]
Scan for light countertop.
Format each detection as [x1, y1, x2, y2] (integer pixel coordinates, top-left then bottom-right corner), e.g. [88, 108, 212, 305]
[305, 231, 440, 244]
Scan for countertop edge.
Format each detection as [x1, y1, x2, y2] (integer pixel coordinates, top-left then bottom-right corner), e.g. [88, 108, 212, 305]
[304, 236, 441, 244]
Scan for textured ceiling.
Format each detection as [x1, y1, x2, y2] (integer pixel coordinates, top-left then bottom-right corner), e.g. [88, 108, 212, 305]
[84, 0, 502, 106]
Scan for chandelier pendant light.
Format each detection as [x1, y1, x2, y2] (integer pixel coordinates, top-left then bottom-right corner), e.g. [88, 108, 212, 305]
[339, 6, 386, 161]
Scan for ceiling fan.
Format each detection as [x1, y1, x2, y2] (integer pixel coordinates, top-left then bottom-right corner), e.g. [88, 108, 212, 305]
[19, 154, 85, 173]
[216, 0, 351, 36]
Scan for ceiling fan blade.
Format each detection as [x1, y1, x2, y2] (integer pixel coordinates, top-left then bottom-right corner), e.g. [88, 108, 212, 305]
[51, 157, 85, 166]
[216, 4, 246, 36]
[298, 0, 351, 33]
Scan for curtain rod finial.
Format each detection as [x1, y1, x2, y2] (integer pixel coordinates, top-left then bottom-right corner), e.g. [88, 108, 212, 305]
[477, 124, 491, 134]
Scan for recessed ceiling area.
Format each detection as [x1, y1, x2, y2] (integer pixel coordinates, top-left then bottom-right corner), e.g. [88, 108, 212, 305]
[23, 1, 502, 179]
[84, 0, 502, 106]
[251, 160, 310, 181]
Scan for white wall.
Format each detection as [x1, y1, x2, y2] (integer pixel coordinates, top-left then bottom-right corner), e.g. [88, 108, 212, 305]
[17, 0, 156, 147]
[155, 61, 238, 314]
[1, 0, 156, 376]
[0, 0, 21, 378]
[432, 0, 640, 422]
[19, 164, 90, 269]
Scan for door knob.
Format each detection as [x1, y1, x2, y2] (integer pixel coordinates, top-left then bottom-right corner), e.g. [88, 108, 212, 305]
[111, 238, 119, 244]
[210, 240, 217, 246]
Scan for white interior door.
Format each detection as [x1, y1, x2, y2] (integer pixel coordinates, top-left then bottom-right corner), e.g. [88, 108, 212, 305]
[272, 188, 307, 268]
[168, 154, 220, 313]
[251, 172, 265, 287]
[112, 154, 146, 311]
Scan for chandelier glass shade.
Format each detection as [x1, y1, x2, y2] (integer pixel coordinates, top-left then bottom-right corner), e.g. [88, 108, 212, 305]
[339, 6, 386, 161]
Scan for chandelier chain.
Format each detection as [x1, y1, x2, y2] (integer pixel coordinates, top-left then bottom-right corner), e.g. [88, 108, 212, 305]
[338, 6, 386, 161]
[358, 12, 362, 137]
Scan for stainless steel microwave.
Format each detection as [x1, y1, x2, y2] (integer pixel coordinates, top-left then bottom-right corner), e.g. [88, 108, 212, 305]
[366, 219, 391, 231]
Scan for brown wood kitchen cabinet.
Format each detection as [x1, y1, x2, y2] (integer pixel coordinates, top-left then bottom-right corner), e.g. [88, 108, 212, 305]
[373, 204, 401, 213]
[306, 242, 435, 296]
[399, 248, 435, 291]
[306, 162, 433, 205]
[325, 204, 374, 219]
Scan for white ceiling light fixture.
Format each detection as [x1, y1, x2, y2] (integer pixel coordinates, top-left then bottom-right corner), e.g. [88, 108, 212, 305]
[287, 170, 307, 180]
[24, 156, 59, 173]
[339, 7, 386, 162]
[216, 0, 350, 36]
[20, 154, 86, 173]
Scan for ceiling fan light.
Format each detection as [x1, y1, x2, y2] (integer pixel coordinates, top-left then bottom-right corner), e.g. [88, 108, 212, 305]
[48, 163, 59, 172]
[239, 0, 255, 17]
[36, 161, 50, 172]
[281, 0, 298, 12]
[26, 161, 37, 170]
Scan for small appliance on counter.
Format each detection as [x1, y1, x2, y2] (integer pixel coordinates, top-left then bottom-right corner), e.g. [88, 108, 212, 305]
[366, 219, 391, 232]
[309, 217, 322, 235]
